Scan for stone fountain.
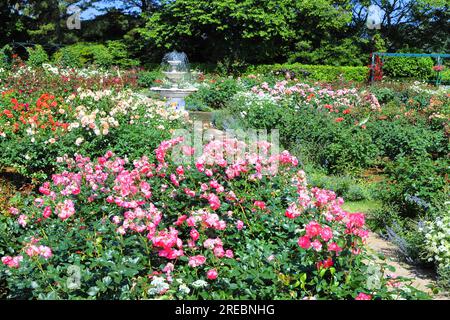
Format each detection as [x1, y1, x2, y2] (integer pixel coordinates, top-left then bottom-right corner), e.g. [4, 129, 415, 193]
[150, 51, 198, 111]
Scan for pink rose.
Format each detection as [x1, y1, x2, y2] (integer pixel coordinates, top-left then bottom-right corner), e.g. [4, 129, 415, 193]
[305, 221, 322, 238]
[297, 236, 311, 249]
[225, 249, 234, 259]
[38, 245, 53, 259]
[206, 268, 218, 280]
[43, 206, 52, 219]
[188, 255, 206, 267]
[320, 227, 333, 242]
[18, 215, 28, 227]
[190, 229, 200, 241]
[355, 292, 372, 300]
[311, 239, 322, 252]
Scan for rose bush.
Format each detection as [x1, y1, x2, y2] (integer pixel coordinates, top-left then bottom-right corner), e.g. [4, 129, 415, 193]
[0, 63, 187, 179]
[0, 137, 428, 299]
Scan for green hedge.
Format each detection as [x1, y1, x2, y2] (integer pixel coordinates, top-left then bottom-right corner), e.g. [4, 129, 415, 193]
[383, 56, 434, 80]
[246, 63, 369, 83]
[53, 41, 139, 68]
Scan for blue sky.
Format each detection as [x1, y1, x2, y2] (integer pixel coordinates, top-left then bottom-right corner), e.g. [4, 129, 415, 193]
[77, 0, 141, 20]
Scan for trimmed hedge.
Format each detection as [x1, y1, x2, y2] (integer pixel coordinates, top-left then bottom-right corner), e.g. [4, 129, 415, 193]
[246, 63, 369, 83]
[383, 56, 434, 80]
[53, 41, 139, 68]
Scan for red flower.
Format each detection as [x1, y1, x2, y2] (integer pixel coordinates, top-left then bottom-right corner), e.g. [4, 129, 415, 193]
[253, 201, 266, 210]
[335, 117, 344, 123]
[316, 257, 334, 270]
[342, 109, 350, 114]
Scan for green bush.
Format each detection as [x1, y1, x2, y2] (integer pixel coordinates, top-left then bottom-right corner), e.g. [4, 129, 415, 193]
[368, 120, 446, 160]
[383, 57, 434, 80]
[137, 70, 164, 87]
[440, 68, 450, 83]
[381, 156, 448, 219]
[246, 63, 369, 83]
[0, 45, 13, 69]
[53, 42, 138, 69]
[105, 40, 139, 68]
[187, 78, 242, 109]
[26, 45, 49, 68]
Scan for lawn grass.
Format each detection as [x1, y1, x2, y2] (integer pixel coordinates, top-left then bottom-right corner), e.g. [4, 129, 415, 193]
[342, 199, 382, 213]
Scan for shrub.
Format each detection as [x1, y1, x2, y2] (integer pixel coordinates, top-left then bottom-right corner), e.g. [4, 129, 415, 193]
[0, 138, 427, 299]
[419, 214, 450, 289]
[246, 64, 369, 83]
[383, 57, 434, 80]
[381, 156, 448, 219]
[368, 120, 446, 160]
[105, 41, 139, 68]
[53, 42, 138, 69]
[186, 78, 241, 109]
[0, 45, 13, 69]
[26, 45, 49, 68]
[137, 70, 164, 88]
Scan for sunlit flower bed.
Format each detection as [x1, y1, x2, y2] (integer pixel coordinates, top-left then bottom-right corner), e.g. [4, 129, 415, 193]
[0, 64, 187, 178]
[0, 137, 428, 299]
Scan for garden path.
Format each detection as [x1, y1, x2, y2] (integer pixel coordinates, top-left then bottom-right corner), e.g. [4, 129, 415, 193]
[366, 232, 448, 300]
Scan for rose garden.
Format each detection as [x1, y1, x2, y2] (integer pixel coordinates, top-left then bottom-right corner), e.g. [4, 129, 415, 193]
[0, 0, 448, 301]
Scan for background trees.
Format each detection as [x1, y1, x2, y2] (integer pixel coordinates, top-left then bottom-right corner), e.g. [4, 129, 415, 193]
[0, 0, 448, 66]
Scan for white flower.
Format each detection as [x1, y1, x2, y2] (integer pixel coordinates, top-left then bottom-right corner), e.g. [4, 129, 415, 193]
[179, 284, 190, 294]
[191, 280, 208, 288]
[148, 276, 170, 295]
[75, 137, 84, 146]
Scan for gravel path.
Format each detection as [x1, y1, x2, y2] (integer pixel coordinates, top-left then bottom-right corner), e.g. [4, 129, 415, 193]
[366, 232, 448, 300]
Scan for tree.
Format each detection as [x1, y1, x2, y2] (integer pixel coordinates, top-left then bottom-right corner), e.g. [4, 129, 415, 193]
[138, 0, 355, 64]
[351, 0, 449, 53]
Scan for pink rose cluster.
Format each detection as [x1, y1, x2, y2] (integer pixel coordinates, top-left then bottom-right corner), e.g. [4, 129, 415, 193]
[2, 136, 372, 295]
[2, 238, 52, 269]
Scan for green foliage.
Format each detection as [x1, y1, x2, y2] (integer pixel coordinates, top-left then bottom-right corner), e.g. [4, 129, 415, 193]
[380, 156, 448, 218]
[26, 45, 49, 68]
[105, 40, 139, 68]
[138, 0, 354, 64]
[383, 57, 434, 80]
[247, 63, 369, 83]
[369, 120, 446, 160]
[137, 70, 164, 87]
[0, 45, 13, 69]
[54, 42, 138, 69]
[187, 78, 242, 110]
[309, 173, 370, 202]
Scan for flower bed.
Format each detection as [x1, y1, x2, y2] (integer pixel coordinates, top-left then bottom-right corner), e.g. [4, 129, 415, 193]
[0, 64, 187, 179]
[0, 137, 427, 299]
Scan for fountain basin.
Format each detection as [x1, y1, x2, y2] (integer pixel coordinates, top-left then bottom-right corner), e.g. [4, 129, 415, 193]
[150, 87, 198, 110]
[162, 71, 186, 86]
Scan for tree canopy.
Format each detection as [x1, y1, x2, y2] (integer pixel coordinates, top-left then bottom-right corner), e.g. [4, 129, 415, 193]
[0, 0, 448, 65]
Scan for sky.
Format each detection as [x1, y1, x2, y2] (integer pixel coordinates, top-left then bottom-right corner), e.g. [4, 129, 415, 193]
[77, 0, 141, 20]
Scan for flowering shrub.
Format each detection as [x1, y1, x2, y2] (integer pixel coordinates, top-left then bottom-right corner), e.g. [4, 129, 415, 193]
[419, 214, 450, 287]
[0, 137, 427, 299]
[0, 69, 187, 178]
